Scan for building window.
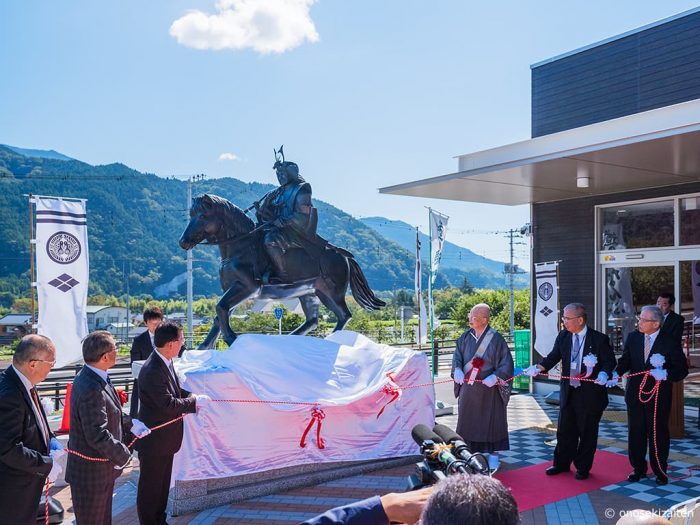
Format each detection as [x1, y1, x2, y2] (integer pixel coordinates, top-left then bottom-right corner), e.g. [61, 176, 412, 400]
[680, 197, 700, 246]
[601, 200, 674, 250]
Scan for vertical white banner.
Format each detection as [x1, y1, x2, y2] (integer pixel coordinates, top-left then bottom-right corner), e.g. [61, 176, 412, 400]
[34, 197, 88, 367]
[602, 223, 636, 340]
[534, 261, 559, 358]
[429, 210, 449, 285]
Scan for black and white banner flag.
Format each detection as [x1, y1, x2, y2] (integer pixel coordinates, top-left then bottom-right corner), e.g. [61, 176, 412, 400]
[34, 197, 88, 367]
[534, 261, 559, 358]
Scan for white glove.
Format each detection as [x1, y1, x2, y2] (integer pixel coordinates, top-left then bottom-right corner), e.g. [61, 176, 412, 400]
[41, 397, 54, 417]
[523, 365, 540, 377]
[594, 371, 608, 386]
[650, 368, 668, 381]
[47, 460, 62, 483]
[606, 371, 620, 388]
[194, 394, 212, 413]
[49, 437, 66, 461]
[130, 418, 151, 439]
[453, 368, 465, 385]
[649, 354, 665, 369]
[113, 455, 133, 470]
[482, 374, 498, 388]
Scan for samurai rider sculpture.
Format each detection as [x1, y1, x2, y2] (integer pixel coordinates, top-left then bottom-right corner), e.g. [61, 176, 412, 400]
[179, 146, 385, 349]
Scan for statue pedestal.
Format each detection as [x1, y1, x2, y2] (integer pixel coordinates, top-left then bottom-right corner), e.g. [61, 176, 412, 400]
[168, 455, 419, 516]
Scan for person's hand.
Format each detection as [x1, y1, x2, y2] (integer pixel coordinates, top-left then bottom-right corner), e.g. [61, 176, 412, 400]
[380, 486, 433, 525]
[594, 371, 608, 386]
[650, 368, 668, 381]
[523, 365, 541, 377]
[114, 455, 133, 471]
[47, 460, 62, 483]
[49, 437, 66, 460]
[606, 371, 620, 388]
[194, 394, 212, 413]
[130, 418, 151, 439]
[453, 368, 465, 385]
[482, 374, 498, 388]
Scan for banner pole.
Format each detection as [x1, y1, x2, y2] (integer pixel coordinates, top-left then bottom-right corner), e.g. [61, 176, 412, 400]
[428, 208, 436, 379]
[28, 194, 36, 333]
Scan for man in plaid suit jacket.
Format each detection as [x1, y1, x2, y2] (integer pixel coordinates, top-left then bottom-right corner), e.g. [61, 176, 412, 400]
[66, 331, 150, 525]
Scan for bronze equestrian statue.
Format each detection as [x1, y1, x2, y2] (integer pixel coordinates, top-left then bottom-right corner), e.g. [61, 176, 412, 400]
[179, 147, 385, 349]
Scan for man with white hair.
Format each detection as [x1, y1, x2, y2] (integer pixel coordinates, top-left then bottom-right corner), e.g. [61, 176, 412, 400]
[452, 303, 514, 471]
[614, 305, 688, 485]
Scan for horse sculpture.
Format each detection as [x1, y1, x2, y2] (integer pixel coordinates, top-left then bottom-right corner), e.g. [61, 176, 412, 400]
[179, 194, 385, 348]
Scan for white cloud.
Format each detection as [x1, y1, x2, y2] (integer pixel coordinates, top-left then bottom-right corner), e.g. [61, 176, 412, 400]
[170, 0, 319, 54]
[218, 152, 240, 161]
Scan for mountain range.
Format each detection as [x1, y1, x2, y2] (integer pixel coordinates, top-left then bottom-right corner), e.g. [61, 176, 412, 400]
[0, 145, 526, 306]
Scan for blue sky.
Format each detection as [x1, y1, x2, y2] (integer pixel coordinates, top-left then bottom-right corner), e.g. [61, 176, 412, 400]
[2, 1, 699, 266]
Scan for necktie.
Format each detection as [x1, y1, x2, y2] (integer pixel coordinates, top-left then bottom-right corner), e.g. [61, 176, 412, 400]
[30, 387, 50, 447]
[570, 333, 581, 388]
[644, 335, 651, 363]
[168, 361, 180, 390]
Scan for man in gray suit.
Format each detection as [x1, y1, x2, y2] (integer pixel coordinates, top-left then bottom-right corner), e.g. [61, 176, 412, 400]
[66, 331, 150, 525]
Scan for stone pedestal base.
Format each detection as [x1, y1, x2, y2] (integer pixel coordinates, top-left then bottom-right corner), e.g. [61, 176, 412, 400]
[168, 455, 420, 516]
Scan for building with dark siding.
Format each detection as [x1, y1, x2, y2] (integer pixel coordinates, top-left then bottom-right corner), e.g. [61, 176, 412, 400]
[381, 7, 700, 404]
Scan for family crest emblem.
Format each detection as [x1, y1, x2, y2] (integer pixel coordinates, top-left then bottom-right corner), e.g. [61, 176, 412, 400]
[46, 231, 82, 264]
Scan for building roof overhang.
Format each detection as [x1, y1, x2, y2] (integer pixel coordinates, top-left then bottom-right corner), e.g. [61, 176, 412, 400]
[379, 98, 700, 205]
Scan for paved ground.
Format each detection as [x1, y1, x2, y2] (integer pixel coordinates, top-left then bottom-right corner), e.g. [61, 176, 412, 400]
[46, 378, 700, 524]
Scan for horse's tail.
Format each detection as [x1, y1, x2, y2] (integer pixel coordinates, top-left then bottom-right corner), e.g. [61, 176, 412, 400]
[347, 257, 385, 311]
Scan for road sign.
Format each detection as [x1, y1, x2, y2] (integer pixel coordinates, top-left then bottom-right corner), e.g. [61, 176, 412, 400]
[274, 307, 284, 320]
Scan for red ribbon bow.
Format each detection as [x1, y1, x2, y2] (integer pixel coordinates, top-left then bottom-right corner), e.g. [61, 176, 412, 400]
[472, 357, 485, 369]
[299, 407, 326, 449]
[377, 373, 402, 419]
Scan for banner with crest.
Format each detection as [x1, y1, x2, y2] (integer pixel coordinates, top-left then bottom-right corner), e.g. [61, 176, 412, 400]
[34, 196, 89, 367]
[534, 261, 559, 359]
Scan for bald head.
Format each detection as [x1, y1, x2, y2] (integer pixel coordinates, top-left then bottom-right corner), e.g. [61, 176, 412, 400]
[13, 334, 56, 386]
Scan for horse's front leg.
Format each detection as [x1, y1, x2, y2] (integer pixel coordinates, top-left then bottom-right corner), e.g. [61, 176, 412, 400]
[198, 317, 220, 349]
[216, 282, 257, 346]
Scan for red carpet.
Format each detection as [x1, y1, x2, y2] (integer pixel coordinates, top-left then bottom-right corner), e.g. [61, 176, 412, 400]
[495, 450, 633, 511]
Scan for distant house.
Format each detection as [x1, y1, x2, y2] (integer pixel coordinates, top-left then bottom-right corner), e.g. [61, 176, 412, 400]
[165, 312, 208, 327]
[105, 321, 136, 341]
[0, 313, 32, 343]
[86, 305, 129, 332]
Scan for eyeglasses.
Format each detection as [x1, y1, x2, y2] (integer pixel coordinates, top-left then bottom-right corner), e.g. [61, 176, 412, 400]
[562, 316, 582, 321]
[32, 358, 56, 366]
[636, 317, 657, 324]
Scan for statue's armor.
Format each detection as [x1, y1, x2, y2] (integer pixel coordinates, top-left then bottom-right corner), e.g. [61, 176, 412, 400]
[257, 181, 314, 251]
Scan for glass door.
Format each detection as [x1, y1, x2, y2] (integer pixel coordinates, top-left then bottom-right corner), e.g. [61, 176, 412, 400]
[604, 265, 674, 353]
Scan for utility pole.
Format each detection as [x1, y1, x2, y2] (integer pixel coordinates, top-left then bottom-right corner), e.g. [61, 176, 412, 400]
[186, 174, 205, 348]
[503, 224, 531, 337]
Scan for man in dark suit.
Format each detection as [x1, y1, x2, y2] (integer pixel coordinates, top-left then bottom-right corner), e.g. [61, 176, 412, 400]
[129, 306, 164, 418]
[657, 292, 684, 345]
[525, 303, 616, 480]
[0, 334, 62, 525]
[66, 331, 150, 525]
[614, 305, 688, 485]
[136, 321, 209, 525]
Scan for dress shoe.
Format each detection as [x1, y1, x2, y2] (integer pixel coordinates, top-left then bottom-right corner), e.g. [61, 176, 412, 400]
[656, 476, 668, 486]
[575, 471, 589, 480]
[627, 472, 645, 482]
[545, 466, 567, 476]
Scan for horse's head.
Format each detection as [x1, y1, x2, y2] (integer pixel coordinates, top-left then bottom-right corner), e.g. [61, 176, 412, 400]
[179, 193, 255, 250]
